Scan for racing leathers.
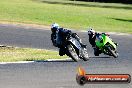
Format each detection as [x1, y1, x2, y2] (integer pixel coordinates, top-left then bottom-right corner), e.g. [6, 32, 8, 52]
[88, 32, 103, 56]
[51, 28, 85, 56]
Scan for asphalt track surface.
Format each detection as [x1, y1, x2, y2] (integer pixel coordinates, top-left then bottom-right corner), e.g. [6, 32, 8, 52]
[0, 24, 132, 88]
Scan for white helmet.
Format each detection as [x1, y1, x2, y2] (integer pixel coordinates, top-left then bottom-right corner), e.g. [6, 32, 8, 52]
[51, 23, 59, 29]
[88, 28, 95, 35]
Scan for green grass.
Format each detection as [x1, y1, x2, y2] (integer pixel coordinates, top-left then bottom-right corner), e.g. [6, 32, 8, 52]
[0, 0, 132, 33]
[0, 46, 67, 62]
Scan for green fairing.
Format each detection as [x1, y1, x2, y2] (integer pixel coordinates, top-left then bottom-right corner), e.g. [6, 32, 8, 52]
[95, 34, 116, 49]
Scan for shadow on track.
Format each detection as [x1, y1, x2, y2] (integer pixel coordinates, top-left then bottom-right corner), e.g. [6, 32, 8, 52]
[28, 56, 112, 63]
[28, 57, 112, 63]
[89, 56, 111, 58]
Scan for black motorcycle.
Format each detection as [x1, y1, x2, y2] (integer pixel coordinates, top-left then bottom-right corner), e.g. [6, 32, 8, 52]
[54, 33, 89, 62]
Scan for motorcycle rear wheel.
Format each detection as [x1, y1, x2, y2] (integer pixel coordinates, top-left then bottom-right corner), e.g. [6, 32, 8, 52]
[81, 48, 89, 61]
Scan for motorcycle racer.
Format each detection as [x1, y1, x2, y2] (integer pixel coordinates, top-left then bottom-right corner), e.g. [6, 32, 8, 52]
[51, 23, 86, 56]
[88, 28, 118, 56]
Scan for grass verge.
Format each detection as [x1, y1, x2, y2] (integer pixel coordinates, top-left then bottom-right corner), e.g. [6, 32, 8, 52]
[0, 46, 68, 62]
[0, 0, 132, 33]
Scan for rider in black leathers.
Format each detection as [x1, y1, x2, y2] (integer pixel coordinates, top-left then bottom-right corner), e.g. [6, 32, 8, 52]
[88, 28, 102, 56]
[51, 23, 86, 56]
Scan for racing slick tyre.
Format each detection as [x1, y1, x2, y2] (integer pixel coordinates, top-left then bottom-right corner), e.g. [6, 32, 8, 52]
[67, 44, 79, 62]
[81, 48, 89, 61]
[106, 47, 118, 58]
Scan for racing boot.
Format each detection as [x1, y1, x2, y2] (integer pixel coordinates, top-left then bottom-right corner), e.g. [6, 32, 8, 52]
[114, 42, 118, 46]
[59, 48, 65, 56]
[93, 47, 100, 56]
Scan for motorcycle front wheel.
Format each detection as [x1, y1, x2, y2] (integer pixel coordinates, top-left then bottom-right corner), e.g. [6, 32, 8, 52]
[67, 44, 79, 62]
[106, 46, 118, 58]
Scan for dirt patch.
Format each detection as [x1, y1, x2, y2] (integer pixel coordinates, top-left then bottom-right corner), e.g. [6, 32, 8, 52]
[0, 21, 50, 30]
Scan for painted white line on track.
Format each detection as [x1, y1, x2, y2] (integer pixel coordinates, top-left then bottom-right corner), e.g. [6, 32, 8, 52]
[45, 58, 71, 61]
[0, 61, 35, 64]
[0, 58, 71, 64]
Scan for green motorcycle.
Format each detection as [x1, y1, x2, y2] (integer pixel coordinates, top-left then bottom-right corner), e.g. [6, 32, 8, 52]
[95, 33, 118, 58]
